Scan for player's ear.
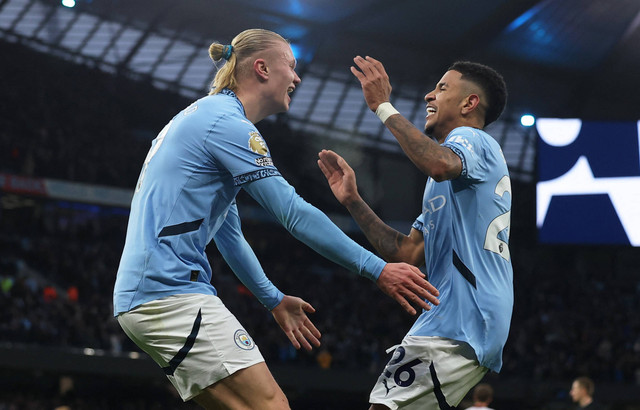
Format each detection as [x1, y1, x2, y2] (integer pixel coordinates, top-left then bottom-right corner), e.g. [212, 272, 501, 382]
[254, 59, 269, 81]
[461, 94, 480, 115]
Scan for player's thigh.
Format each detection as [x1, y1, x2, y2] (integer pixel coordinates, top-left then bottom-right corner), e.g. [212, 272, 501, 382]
[193, 362, 289, 410]
[117, 294, 266, 402]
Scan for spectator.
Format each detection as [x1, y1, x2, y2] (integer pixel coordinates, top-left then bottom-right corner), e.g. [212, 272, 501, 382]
[569, 377, 606, 410]
[466, 383, 495, 410]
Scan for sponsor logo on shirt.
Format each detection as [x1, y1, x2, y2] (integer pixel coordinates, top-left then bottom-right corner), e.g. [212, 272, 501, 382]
[423, 195, 446, 215]
[233, 169, 281, 185]
[255, 157, 274, 167]
[248, 132, 268, 155]
[448, 134, 474, 153]
[421, 194, 446, 235]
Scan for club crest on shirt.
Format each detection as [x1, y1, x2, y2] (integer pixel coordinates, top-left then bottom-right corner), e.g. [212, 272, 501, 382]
[234, 329, 255, 350]
[248, 132, 268, 156]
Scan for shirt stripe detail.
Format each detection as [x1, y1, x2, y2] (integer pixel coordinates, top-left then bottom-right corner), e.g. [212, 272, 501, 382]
[162, 309, 202, 376]
[452, 250, 477, 289]
[158, 218, 204, 237]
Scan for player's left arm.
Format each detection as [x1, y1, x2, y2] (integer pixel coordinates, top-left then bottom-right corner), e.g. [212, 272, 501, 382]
[213, 202, 284, 310]
[213, 202, 321, 350]
[350, 55, 461, 181]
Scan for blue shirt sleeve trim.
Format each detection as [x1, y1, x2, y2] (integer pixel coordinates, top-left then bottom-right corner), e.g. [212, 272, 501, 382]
[447, 144, 468, 178]
[234, 169, 281, 186]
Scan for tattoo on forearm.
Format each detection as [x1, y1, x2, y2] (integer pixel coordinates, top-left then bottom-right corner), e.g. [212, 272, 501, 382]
[348, 199, 403, 261]
[385, 116, 448, 174]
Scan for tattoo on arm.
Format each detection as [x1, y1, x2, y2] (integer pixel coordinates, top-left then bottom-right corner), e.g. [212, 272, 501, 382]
[385, 116, 452, 177]
[347, 199, 406, 262]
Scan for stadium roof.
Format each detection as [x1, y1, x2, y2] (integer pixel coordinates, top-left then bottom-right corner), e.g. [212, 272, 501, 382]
[2, 0, 640, 181]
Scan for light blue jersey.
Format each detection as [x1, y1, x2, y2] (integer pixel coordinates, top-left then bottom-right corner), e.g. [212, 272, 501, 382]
[409, 126, 513, 373]
[114, 89, 385, 316]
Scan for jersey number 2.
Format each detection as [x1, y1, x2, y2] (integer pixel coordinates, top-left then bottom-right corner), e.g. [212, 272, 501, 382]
[135, 120, 172, 193]
[483, 175, 511, 261]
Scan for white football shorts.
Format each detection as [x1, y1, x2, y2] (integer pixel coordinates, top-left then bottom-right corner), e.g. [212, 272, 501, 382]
[117, 293, 265, 401]
[369, 336, 488, 409]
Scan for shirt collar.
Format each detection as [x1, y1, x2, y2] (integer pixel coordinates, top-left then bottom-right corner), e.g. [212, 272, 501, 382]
[220, 88, 246, 117]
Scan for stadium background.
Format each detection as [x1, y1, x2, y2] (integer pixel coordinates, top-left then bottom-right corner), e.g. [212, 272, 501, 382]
[1, 0, 640, 408]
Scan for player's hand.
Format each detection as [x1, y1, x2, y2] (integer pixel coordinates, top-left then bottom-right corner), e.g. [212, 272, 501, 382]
[377, 263, 440, 315]
[350, 55, 392, 112]
[271, 295, 321, 351]
[317, 149, 360, 207]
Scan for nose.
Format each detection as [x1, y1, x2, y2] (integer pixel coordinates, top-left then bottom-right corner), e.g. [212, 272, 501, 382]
[294, 71, 301, 85]
[424, 90, 435, 102]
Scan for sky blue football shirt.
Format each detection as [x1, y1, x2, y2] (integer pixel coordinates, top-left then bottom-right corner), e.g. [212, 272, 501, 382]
[114, 89, 385, 315]
[408, 126, 514, 373]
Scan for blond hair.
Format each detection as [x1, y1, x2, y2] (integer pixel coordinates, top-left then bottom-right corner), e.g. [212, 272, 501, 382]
[208, 29, 288, 95]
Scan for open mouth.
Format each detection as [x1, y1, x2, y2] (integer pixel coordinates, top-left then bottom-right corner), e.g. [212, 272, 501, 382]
[426, 106, 436, 118]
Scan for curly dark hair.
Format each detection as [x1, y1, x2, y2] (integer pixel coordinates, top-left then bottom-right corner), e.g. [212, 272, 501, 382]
[448, 61, 507, 127]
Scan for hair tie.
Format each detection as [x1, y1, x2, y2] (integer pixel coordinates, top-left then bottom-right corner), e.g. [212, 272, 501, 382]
[222, 45, 233, 61]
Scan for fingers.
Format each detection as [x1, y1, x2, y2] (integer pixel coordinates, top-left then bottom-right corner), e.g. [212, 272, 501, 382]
[319, 150, 352, 175]
[302, 301, 316, 314]
[277, 297, 322, 351]
[305, 316, 322, 340]
[318, 150, 347, 178]
[405, 280, 440, 308]
[353, 55, 375, 77]
[365, 56, 388, 76]
[335, 155, 354, 174]
[350, 65, 365, 83]
[393, 294, 417, 316]
[289, 319, 321, 351]
[287, 332, 302, 350]
[299, 301, 322, 341]
[378, 264, 440, 315]
[352, 55, 386, 79]
[317, 159, 331, 180]
[293, 329, 311, 351]
[405, 265, 439, 303]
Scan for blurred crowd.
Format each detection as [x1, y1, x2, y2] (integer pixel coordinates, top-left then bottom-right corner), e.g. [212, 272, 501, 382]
[2, 199, 640, 384]
[2, 40, 640, 409]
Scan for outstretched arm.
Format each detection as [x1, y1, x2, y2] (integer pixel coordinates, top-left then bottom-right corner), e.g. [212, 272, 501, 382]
[351, 55, 461, 181]
[317, 149, 424, 266]
[213, 202, 320, 350]
[243, 176, 439, 315]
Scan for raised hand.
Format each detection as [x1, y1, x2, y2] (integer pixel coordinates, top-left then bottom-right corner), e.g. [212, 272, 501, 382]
[317, 149, 360, 207]
[377, 263, 440, 315]
[271, 295, 321, 351]
[350, 55, 393, 111]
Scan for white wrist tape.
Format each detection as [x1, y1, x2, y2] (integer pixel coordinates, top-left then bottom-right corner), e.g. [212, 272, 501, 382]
[375, 102, 400, 124]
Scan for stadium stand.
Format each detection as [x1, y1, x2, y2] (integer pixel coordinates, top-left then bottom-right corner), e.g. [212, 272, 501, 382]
[2, 40, 640, 410]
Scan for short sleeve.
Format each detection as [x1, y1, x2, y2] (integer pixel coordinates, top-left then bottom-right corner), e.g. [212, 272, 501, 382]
[412, 212, 425, 232]
[442, 127, 485, 182]
[204, 115, 281, 186]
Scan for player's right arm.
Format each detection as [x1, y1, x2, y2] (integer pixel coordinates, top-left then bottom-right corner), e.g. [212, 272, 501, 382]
[242, 176, 438, 315]
[317, 149, 425, 266]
